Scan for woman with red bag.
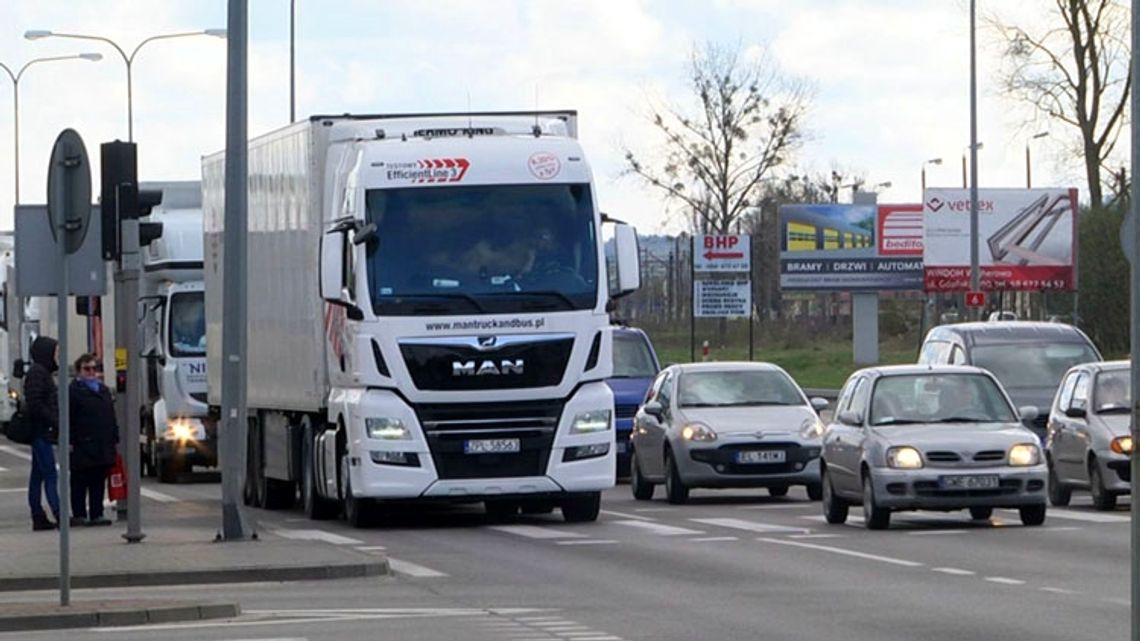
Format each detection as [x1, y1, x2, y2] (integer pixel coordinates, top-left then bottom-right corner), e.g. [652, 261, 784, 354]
[68, 353, 119, 526]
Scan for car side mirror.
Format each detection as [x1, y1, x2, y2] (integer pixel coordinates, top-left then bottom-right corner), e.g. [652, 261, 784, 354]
[838, 410, 862, 426]
[810, 397, 830, 412]
[643, 401, 664, 420]
[1019, 405, 1040, 423]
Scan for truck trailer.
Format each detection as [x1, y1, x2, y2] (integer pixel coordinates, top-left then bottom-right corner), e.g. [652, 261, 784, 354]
[203, 111, 640, 525]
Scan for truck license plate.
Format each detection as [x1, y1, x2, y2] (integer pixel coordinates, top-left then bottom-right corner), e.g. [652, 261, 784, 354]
[939, 475, 1000, 490]
[464, 438, 520, 455]
[736, 450, 785, 464]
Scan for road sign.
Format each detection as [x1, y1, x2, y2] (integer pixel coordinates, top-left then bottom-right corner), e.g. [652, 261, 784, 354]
[695, 279, 751, 317]
[694, 234, 750, 272]
[965, 291, 987, 309]
[47, 129, 92, 255]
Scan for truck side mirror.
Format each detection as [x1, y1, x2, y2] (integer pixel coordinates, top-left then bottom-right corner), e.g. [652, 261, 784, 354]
[320, 224, 365, 320]
[612, 223, 640, 299]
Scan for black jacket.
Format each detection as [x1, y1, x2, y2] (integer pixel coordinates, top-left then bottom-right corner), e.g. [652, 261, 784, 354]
[68, 379, 119, 469]
[22, 336, 59, 442]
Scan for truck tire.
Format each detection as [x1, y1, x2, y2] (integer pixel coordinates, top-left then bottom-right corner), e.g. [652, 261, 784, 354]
[561, 492, 601, 523]
[245, 418, 266, 508]
[301, 419, 338, 520]
[342, 460, 374, 528]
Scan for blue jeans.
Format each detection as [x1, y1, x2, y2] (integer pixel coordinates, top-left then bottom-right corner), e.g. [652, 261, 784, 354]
[28, 437, 60, 519]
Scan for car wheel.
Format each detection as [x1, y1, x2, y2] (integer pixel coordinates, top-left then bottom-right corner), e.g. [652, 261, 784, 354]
[968, 506, 993, 521]
[767, 485, 789, 498]
[664, 451, 689, 505]
[862, 473, 890, 530]
[1019, 503, 1047, 527]
[1089, 462, 1118, 511]
[805, 483, 823, 501]
[561, 492, 601, 523]
[821, 469, 848, 525]
[630, 451, 655, 501]
[1047, 459, 1071, 507]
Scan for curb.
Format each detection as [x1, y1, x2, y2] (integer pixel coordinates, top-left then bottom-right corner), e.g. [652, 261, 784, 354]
[0, 601, 240, 632]
[0, 558, 388, 592]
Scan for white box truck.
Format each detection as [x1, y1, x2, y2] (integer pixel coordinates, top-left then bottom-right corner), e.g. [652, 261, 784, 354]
[203, 111, 640, 526]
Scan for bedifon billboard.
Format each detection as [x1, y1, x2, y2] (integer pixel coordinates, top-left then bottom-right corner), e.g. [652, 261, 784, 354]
[922, 188, 1078, 292]
[779, 203, 924, 291]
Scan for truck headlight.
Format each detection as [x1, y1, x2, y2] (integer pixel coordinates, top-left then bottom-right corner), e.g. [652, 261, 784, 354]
[886, 446, 923, 469]
[570, 410, 611, 434]
[1008, 443, 1041, 466]
[163, 418, 204, 442]
[366, 417, 411, 440]
[681, 423, 717, 442]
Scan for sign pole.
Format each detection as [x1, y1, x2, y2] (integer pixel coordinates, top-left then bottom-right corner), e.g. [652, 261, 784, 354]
[968, 0, 981, 318]
[689, 235, 695, 363]
[55, 169, 71, 608]
[1128, 2, 1139, 638]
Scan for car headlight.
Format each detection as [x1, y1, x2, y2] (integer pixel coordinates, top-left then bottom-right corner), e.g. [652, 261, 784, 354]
[570, 410, 611, 434]
[1111, 436, 1133, 455]
[800, 418, 825, 440]
[1008, 443, 1042, 466]
[163, 418, 202, 442]
[366, 417, 412, 440]
[886, 446, 924, 469]
[680, 422, 717, 442]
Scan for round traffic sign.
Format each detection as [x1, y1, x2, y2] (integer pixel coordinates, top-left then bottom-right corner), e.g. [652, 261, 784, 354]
[46, 128, 92, 255]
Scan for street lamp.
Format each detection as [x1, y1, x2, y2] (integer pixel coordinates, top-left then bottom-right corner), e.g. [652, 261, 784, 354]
[921, 158, 942, 192]
[25, 28, 227, 141]
[1026, 131, 1049, 188]
[961, 142, 983, 188]
[0, 53, 102, 205]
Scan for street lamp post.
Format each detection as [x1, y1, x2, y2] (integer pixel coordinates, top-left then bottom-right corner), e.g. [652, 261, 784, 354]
[0, 54, 102, 204]
[921, 158, 942, 192]
[961, 142, 983, 189]
[25, 29, 226, 141]
[1026, 131, 1049, 188]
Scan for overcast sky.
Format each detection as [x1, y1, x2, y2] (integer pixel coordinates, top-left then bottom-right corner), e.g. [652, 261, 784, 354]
[0, 1, 1108, 233]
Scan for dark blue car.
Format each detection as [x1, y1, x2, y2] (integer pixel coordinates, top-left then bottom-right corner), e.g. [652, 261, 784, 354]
[605, 326, 661, 478]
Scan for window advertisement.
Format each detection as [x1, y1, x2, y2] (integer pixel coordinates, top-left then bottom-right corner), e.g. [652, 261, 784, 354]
[778, 203, 924, 291]
[922, 188, 1078, 292]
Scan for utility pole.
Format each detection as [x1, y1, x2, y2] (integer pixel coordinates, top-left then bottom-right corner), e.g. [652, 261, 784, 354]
[968, 0, 981, 318]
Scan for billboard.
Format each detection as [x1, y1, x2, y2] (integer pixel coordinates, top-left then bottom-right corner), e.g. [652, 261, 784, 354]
[693, 234, 750, 272]
[779, 203, 924, 291]
[923, 188, 1077, 292]
[694, 279, 751, 318]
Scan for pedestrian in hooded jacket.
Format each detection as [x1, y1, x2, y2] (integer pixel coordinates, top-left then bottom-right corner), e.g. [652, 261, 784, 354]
[23, 336, 61, 531]
[68, 353, 118, 526]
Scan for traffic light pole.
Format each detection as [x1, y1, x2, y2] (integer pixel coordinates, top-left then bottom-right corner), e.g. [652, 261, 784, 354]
[119, 206, 145, 543]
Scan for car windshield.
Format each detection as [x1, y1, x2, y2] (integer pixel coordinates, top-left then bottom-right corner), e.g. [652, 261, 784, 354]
[612, 332, 657, 378]
[365, 184, 598, 315]
[1095, 369, 1131, 413]
[679, 370, 803, 407]
[971, 342, 1099, 390]
[869, 373, 1016, 425]
[168, 291, 206, 357]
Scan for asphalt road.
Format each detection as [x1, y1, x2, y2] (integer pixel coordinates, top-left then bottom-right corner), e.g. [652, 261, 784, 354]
[0, 445, 1129, 640]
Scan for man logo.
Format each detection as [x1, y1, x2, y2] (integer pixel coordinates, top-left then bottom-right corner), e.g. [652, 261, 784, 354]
[452, 360, 525, 376]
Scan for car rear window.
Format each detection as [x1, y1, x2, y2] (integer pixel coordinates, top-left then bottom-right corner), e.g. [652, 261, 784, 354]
[971, 343, 1100, 390]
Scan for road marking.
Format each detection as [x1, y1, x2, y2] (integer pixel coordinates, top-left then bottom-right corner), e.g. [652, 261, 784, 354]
[690, 517, 810, 534]
[355, 545, 387, 551]
[1040, 587, 1080, 595]
[985, 577, 1026, 586]
[741, 503, 816, 510]
[0, 445, 31, 461]
[614, 520, 704, 536]
[556, 539, 619, 546]
[1006, 507, 1129, 523]
[932, 567, 976, 576]
[633, 507, 676, 512]
[270, 528, 364, 546]
[94, 607, 544, 633]
[787, 533, 843, 540]
[0, 465, 7, 471]
[140, 487, 181, 503]
[1042, 526, 1083, 532]
[688, 536, 739, 543]
[908, 529, 969, 536]
[490, 525, 587, 539]
[757, 537, 923, 567]
[600, 509, 655, 521]
[0, 487, 24, 493]
[387, 558, 447, 578]
[801, 514, 866, 526]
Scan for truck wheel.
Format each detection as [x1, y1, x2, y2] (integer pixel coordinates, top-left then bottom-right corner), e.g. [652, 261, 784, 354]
[342, 463, 373, 528]
[301, 420, 338, 520]
[485, 500, 519, 521]
[561, 492, 601, 523]
[519, 500, 555, 515]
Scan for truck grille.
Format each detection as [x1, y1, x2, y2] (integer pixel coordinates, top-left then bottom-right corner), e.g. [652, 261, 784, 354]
[400, 335, 573, 391]
[415, 399, 564, 480]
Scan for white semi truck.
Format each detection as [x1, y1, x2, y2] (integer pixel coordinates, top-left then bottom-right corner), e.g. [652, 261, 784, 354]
[203, 111, 640, 526]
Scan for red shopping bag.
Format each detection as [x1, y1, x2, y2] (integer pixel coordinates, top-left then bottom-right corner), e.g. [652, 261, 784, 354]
[107, 454, 127, 501]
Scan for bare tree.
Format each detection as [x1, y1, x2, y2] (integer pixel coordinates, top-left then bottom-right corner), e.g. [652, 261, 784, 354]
[991, 0, 1130, 206]
[624, 42, 812, 233]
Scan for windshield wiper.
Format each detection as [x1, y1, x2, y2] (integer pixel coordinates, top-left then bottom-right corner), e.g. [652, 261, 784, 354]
[395, 293, 485, 313]
[871, 418, 926, 426]
[716, 401, 798, 407]
[933, 416, 991, 423]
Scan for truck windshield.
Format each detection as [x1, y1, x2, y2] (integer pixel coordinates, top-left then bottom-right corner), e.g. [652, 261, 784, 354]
[365, 184, 598, 315]
[169, 292, 206, 357]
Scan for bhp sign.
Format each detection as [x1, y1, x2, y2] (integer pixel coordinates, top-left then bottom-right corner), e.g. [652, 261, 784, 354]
[878, 204, 923, 256]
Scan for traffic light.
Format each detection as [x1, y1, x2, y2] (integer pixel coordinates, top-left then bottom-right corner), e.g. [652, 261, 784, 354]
[100, 141, 137, 262]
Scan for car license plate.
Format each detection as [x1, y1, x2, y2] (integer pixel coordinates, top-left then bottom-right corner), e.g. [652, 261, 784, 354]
[464, 438, 520, 455]
[736, 450, 785, 464]
[939, 474, 1000, 490]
